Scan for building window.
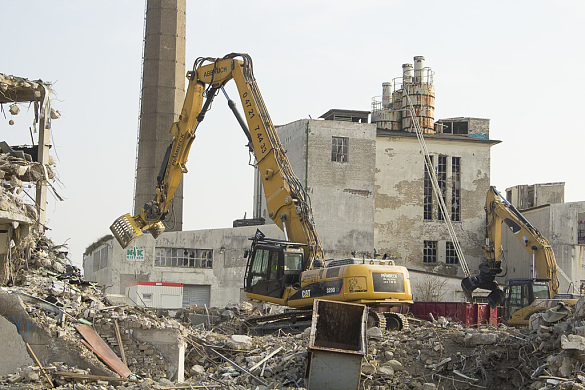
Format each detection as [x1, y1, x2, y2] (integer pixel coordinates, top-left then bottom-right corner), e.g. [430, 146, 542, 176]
[437, 155, 447, 220]
[331, 136, 349, 162]
[424, 156, 434, 220]
[423, 241, 437, 263]
[578, 213, 585, 245]
[451, 157, 461, 222]
[93, 246, 109, 272]
[446, 242, 459, 264]
[155, 248, 213, 268]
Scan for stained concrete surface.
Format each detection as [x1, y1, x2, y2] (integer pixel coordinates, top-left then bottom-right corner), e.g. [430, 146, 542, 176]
[0, 315, 34, 375]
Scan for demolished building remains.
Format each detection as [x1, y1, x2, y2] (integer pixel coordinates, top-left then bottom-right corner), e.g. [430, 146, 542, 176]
[5, 233, 585, 389]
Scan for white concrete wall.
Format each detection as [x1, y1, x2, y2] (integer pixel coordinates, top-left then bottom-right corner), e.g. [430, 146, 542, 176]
[85, 224, 283, 308]
[256, 119, 377, 259]
[374, 133, 495, 277]
[306, 120, 377, 259]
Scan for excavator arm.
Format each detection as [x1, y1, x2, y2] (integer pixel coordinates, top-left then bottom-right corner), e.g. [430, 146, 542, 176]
[110, 53, 323, 266]
[484, 186, 558, 295]
[462, 186, 559, 306]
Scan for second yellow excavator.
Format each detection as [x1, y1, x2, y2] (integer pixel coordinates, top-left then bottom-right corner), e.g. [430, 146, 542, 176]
[110, 53, 413, 330]
[462, 186, 577, 326]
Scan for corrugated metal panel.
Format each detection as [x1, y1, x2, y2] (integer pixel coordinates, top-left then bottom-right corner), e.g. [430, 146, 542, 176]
[182, 285, 210, 308]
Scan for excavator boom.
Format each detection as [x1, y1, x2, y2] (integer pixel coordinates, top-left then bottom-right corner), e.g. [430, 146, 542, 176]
[111, 54, 413, 329]
[111, 54, 323, 265]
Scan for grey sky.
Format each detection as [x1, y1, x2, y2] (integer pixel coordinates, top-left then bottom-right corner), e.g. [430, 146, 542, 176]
[3, 1, 584, 266]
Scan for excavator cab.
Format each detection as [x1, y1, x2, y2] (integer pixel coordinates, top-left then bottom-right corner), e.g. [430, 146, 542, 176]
[244, 236, 306, 301]
[504, 279, 550, 320]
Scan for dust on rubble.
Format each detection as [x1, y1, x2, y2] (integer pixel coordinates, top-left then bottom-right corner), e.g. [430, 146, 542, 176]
[2, 177, 585, 389]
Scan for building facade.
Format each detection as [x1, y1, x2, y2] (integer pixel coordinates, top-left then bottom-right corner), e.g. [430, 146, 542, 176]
[374, 124, 498, 277]
[254, 118, 378, 260]
[83, 224, 284, 308]
[85, 56, 503, 306]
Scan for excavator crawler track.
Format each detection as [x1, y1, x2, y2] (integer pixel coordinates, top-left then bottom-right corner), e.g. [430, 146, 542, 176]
[367, 310, 387, 330]
[384, 312, 409, 331]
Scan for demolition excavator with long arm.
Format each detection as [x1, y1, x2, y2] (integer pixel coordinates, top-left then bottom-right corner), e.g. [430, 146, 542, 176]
[462, 186, 576, 326]
[110, 53, 413, 330]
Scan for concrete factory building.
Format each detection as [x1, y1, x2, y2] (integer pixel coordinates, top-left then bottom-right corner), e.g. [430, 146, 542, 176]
[84, 51, 504, 307]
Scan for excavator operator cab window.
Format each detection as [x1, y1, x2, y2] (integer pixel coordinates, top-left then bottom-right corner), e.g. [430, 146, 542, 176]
[249, 248, 270, 288]
[507, 283, 529, 317]
[284, 252, 303, 271]
[246, 246, 284, 299]
[532, 283, 550, 300]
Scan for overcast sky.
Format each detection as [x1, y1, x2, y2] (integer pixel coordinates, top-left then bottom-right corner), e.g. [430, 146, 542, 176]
[3, 1, 584, 267]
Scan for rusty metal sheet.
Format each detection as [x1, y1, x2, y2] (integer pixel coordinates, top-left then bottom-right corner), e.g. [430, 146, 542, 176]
[76, 324, 131, 378]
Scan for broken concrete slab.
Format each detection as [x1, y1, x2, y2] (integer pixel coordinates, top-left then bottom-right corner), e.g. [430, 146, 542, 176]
[132, 327, 185, 382]
[0, 315, 34, 375]
[0, 290, 112, 377]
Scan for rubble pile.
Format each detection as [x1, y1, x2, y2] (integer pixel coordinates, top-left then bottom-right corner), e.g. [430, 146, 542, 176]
[4, 231, 585, 388]
[0, 153, 55, 219]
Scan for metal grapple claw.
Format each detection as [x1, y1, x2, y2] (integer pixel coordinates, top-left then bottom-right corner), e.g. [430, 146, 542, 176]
[110, 213, 144, 248]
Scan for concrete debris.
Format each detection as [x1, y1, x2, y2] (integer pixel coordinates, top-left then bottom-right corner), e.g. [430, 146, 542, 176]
[4, 213, 585, 388]
[9, 104, 20, 115]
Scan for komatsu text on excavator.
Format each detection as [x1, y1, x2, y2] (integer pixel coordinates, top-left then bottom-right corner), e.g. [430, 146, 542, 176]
[110, 53, 413, 330]
[462, 186, 577, 326]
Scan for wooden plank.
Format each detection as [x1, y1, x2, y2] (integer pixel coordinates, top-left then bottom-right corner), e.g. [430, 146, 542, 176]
[76, 324, 132, 378]
[25, 343, 54, 388]
[114, 320, 127, 365]
[54, 371, 137, 383]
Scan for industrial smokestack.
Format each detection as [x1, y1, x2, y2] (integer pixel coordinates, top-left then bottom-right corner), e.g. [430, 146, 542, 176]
[402, 63, 413, 85]
[134, 0, 187, 232]
[382, 82, 392, 109]
[414, 56, 425, 84]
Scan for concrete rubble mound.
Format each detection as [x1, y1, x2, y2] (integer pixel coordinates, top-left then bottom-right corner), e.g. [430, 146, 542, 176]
[2, 208, 585, 388]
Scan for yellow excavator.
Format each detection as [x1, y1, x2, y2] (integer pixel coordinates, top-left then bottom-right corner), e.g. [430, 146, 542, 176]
[462, 186, 577, 326]
[110, 53, 413, 330]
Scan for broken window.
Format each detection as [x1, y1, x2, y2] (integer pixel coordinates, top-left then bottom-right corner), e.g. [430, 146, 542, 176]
[331, 136, 349, 162]
[453, 121, 468, 135]
[451, 157, 461, 222]
[438, 121, 469, 135]
[578, 213, 585, 245]
[423, 241, 437, 263]
[424, 156, 433, 220]
[446, 242, 459, 264]
[155, 247, 213, 269]
[437, 155, 447, 220]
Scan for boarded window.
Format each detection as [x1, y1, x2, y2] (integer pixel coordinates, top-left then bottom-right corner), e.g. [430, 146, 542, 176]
[331, 136, 349, 162]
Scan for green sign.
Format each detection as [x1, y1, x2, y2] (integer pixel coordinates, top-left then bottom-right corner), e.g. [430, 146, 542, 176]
[126, 248, 144, 261]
